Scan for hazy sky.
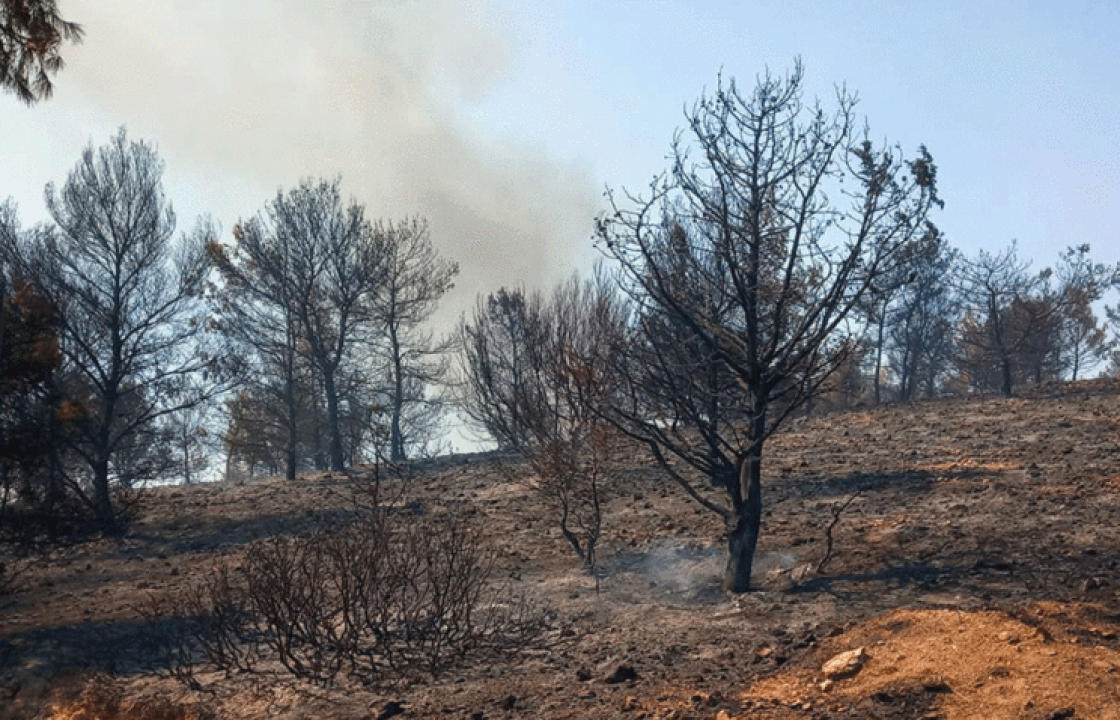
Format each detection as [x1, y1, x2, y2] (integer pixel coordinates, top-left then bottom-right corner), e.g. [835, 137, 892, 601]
[3, 0, 1119, 326]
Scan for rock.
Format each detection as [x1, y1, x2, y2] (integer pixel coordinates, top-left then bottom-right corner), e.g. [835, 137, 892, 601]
[499, 695, 516, 711]
[605, 665, 638, 684]
[822, 647, 867, 679]
[1047, 708, 1075, 720]
[575, 667, 592, 682]
[998, 630, 1018, 643]
[376, 701, 405, 720]
[715, 711, 733, 720]
[621, 695, 638, 711]
[819, 679, 833, 692]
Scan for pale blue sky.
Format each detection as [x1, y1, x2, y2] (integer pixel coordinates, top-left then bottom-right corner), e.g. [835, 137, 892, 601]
[3, 1, 1118, 301]
[471, 0, 1120, 268]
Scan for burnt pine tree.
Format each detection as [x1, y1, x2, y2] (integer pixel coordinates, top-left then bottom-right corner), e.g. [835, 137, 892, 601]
[956, 242, 1061, 396]
[0, 0, 83, 103]
[1053, 244, 1119, 380]
[1, 130, 220, 528]
[886, 231, 960, 400]
[0, 212, 64, 528]
[457, 273, 626, 571]
[208, 215, 305, 481]
[374, 218, 457, 461]
[597, 63, 941, 592]
[456, 288, 548, 452]
[235, 179, 386, 472]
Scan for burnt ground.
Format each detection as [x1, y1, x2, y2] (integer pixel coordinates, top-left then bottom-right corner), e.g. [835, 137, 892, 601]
[3, 380, 1120, 719]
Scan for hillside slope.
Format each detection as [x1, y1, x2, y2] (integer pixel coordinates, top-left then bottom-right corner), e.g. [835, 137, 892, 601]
[4, 381, 1120, 719]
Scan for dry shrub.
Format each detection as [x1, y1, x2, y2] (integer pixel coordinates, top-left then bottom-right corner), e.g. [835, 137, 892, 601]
[523, 424, 614, 575]
[157, 511, 550, 688]
[41, 674, 214, 720]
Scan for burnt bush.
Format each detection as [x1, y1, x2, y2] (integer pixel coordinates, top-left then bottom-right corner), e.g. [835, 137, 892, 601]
[156, 511, 550, 688]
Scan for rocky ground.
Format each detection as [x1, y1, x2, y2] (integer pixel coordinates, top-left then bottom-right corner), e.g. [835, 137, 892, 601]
[3, 381, 1120, 719]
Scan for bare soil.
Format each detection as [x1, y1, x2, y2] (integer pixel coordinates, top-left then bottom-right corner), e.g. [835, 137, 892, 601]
[4, 380, 1120, 719]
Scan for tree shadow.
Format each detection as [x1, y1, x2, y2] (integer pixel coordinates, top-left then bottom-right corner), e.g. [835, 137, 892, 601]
[787, 562, 950, 596]
[791, 467, 998, 501]
[127, 506, 363, 557]
[787, 543, 1120, 612]
[0, 614, 189, 678]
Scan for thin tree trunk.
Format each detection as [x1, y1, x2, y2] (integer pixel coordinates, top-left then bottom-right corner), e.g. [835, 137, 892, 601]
[92, 454, 117, 532]
[93, 383, 120, 531]
[1000, 356, 1013, 397]
[182, 436, 191, 485]
[311, 418, 326, 470]
[284, 372, 298, 481]
[389, 328, 405, 461]
[322, 369, 345, 471]
[873, 307, 886, 404]
[45, 396, 62, 539]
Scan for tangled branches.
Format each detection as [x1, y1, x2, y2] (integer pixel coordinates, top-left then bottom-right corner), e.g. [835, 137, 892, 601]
[150, 510, 550, 689]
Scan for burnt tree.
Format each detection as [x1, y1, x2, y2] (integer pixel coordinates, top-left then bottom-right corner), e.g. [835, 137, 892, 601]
[374, 218, 457, 461]
[598, 63, 940, 592]
[0, 0, 82, 103]
[1, 130, 221, 528]
[457, 275, 625, 571]
[231, 179, 386, 472]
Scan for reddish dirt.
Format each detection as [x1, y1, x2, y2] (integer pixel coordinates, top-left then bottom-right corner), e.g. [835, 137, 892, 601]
[4, 380, 1120, 719]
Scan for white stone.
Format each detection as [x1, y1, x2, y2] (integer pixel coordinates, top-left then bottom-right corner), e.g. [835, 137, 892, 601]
[822, 647, 867, 679]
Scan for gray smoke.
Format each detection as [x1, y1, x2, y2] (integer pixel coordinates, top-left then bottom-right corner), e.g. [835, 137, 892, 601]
[56, 0, 601, 325]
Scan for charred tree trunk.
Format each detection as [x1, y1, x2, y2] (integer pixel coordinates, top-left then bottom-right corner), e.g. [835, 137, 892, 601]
[389, 327, 405, 462]
[92, 454, 117, 533]
[322, 369, 345, 471]
[284, 372, 298, 481]
[182, 436, 192, 485]
[724, 449, 762, 593]
[725, 403, 766, 593]
[1000, 351, 1013, 397]
[873, 305, 886, 404]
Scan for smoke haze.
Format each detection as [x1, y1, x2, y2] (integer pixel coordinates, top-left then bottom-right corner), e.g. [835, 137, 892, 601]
[48, 0, 601, 323]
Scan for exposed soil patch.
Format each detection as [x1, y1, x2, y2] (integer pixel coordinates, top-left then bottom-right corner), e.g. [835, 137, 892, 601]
[745, 607, 1120, 719]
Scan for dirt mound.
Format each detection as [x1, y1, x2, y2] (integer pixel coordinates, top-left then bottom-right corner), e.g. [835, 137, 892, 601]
[745, 607, 1120, 719]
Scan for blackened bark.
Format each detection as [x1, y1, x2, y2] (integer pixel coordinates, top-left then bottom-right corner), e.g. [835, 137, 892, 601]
[92, 454, 117, 533]
[389, 326, 405, 461]
[1000, 351, 1013, 397]
[322, 369, 345, 471]
[873, 305, 886, 404]
[724, 451, 762, 593]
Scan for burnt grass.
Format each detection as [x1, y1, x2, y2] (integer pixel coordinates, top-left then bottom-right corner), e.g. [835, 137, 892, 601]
[2, 380, 1120, 719]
